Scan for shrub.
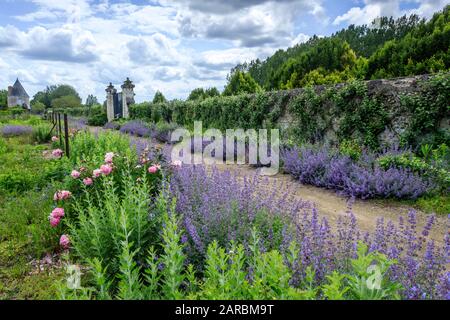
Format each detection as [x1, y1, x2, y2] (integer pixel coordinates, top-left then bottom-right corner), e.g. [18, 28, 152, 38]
[32, 124, 52, 143]
[1, 125, 33, 137]
[170, 165, 312, 265]
[152, 121, 179, 143]
[87, 105, 107, 126]
[282, 145, 433, 199]
[120, 120, 152, 137]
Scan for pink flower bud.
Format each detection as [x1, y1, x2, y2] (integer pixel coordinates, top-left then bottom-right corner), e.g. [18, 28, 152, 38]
[59, 234, 70, 249]
[51, 207, 65, 218]
[71, 170, 81, 179]
[100, 164, 113, 175]
[49, 216, 60, 227]
[83, 177, 93, 186]
[148, 165, 159, 174]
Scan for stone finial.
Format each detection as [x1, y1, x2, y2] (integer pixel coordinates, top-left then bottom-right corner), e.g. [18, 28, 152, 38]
[121, 77, 135, 89]
[106, 82, 115, 92]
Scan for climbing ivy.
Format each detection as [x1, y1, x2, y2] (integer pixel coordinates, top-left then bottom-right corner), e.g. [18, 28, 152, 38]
[129, 74, 449, 150]
[399, 72, 450, 149]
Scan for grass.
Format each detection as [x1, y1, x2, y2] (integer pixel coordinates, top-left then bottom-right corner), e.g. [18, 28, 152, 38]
[0, 115, 67, 299]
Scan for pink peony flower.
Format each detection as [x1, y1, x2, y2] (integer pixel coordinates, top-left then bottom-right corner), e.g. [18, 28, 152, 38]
[104, 152, 115, 163]
[51, 207, 65, 218]
[71, 170, 81, 179]
[100, 164, 113, 175]
[93, 169, 102, 178]
[49, 216, 60, 227]
[51, 136, 59, 142]
[148, 165, 159, 174]
[53, 190, 71, 201]
[59, 234, 70, 249]
[83, 177, 93, 186]
[52, 149, 64, 158]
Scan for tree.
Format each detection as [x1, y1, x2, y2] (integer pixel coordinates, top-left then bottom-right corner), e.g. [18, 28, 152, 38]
[85, 94, 98, 107]
[32, 84, 81, 108]
[0, 90, 7, 109]
[51, 95, 82, 109]
[31, 101, 46, 114]
[223, 71, 262, 96]
[187, 87, 220, 101]
[187, 88, 205, 101]
[205, 87, 220, 98]
[153, 91, 167, 103]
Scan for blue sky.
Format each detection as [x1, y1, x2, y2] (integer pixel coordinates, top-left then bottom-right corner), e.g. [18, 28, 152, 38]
[0, 0, 448, 102]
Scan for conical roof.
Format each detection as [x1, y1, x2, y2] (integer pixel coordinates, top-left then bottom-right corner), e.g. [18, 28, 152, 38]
[10, 79, 29, 98]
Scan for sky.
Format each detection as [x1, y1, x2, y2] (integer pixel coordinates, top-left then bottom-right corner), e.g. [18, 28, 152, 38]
[0, 0, 448, 103]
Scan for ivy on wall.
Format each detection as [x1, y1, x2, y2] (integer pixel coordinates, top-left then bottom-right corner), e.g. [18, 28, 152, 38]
[128, 73, 449, 150]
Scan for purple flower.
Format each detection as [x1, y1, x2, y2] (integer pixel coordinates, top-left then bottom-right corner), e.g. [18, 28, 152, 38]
[1, 125, 33, 137]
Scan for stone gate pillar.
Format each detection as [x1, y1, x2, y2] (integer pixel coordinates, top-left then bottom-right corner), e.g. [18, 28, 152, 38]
[105, 83, 115, 122]
[121, 78, 135, 119]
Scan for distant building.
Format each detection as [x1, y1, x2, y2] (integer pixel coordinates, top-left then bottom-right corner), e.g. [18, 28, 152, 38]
[105, 78, 135, 122]
[8, 78, 30, 110]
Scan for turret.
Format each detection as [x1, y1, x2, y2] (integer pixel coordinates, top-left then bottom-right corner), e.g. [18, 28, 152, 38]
[105, 83, 116, 122]
[121, 78, 135, 119]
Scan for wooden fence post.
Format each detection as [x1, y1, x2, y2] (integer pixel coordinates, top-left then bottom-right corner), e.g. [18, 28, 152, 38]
[64, 114, 70, 158]
[58, 113, 63, 148]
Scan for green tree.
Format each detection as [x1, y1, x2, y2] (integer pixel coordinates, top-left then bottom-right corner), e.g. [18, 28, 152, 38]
[85, 94, 98, 107]
[31, 101, 46, 113]
[51, 95, 82, 109]
[187, 88, 205, 101]
[223, 71, 262, 96]
[205, 87, 220, 98]
[187, 87, 220, 101]
[32, 84, 81, 108]
[153, 91, 167, 103]
[0, 89, 7, 109]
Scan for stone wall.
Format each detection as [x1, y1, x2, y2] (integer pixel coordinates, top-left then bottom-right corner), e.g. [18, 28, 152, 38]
[278, 74, 449, 147]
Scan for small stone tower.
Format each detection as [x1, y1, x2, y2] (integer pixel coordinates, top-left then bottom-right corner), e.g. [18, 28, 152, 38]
[121, 77, 135, 119]
[105, 82, 116, 122]
[8, 78, 30, 110]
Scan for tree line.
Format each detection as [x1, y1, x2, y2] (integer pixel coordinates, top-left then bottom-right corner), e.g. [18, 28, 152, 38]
[230, 5, 449, 92]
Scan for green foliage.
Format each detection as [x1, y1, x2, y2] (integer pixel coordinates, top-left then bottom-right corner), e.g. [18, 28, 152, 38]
[51, 95, 83, 109]
[399, 72, 450, 147]
[153, 91, 167, 104]
[346, 243, 401, 300]
[223, 71, 262, 96]
[377, 152, 450, 190]
[415, 194, 450, 215]
[33, 84, 81, 108]
[31, 101, 46, 114]
[333, 81, 389, 149]
[69, 130, 135, 165]
[230, 7, 449, 91]
[339, 140, 362, 160]
[0, 137, 68, 194]
[367, 7, 450, 79]
[0, 89, 8, 109]
[188, 87, 220, 101]
[32, 123, 52, 143]
[87, 105, 107, 126]
[85, 94, 98, 107]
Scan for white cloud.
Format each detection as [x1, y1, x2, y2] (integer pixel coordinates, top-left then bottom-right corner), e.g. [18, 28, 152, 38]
[333, 0, 448, 26]
[127, 33, 181, 66]
[20, 25, 98, 63]
[406, 0, 449, 18]
[333, 1, 400, 25]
